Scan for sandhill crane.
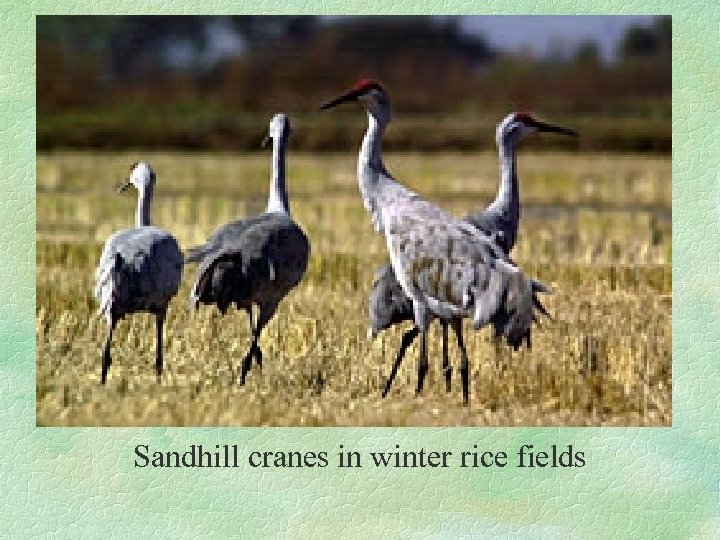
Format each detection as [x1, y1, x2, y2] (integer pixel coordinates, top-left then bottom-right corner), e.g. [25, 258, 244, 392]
[186, 113, 310, 385]
[322, 80, 552, 403]
[94, 162, 183, 384]
[370, 112, 576, 397]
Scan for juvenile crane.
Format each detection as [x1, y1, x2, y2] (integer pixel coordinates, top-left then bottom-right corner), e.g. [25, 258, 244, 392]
[187, 114, 310, 385]
[370, 112, 576, 397]
[321, 80, 551, 403]
[94, 162, 183, 384]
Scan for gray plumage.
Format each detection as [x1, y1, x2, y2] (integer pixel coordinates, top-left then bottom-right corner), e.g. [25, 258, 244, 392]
[187, 113, 309, 385]
[322, 81, 556, 403]
[94, 162, 183, 384]
[369, 262, 550, 347]
[467, 111, 577, 250]
[369, 112, 575, 398]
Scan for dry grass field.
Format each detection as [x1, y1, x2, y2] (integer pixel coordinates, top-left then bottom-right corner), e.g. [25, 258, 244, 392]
[36, 151, 671, 426]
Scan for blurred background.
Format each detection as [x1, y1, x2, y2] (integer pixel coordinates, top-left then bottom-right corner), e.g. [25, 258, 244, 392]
[37, 16, 671, 426]
[37, 15, 670, 153]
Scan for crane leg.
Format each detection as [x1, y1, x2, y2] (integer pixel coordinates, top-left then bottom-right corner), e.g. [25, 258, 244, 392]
[451, 318, 470, 405]
[101, 319, 117, 385]
[416, 329, 429, 396]
[155, 311, 165, 382]
[239, 348, 254, 385]
[239, 310, 256, 386]
[442, 321, 452, 393]
[411, 300, 431, 397]
[245, 307, 263, 370]
[239, 301, 276, 385]
[252, 341, 263, 371]
[253, 301, 278, 371]
[382, 327, 419, 398]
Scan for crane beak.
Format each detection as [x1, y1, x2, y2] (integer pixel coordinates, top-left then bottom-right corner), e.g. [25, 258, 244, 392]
[534, 120, 578, 137]
[261, 136, 271, 148]
[116, 180, 132, 194]
[320, 88, 363, 110]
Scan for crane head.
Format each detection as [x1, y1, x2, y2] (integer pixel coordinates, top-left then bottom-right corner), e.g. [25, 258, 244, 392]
[497, 112, 578, 144]
[320, 79, 389, 113]
[117, 161, 155, 194]
[263, 113, 292, 148]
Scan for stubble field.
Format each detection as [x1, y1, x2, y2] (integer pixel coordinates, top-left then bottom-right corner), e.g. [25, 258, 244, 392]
[36, 150, 671, 426]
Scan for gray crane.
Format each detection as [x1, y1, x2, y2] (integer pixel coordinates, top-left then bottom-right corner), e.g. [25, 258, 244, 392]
[186, 114, 310, 385]
[94, 162, 184, 384]
[369, 112, 576, 398]
[322, 80, 552, 403]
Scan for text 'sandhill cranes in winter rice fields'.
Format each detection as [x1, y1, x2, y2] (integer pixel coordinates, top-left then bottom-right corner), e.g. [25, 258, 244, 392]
[322, 80, 552, 403]
[186, 113, 310, 385]
[94, 162, 184, 384]
[369, 112, 576, 398]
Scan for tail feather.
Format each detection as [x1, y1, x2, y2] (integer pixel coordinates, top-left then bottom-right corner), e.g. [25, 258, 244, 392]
[188, 255, 244, 313]
[471, 268, 505, 329]
[99, 284, 114, 320]
[93, 265, 112, 301]
[188, 267, 212, 309]
[95, 253, 126, 322]
[491, 272, 553, 350]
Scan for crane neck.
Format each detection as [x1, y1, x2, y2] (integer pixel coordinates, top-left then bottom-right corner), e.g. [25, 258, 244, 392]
[360, 110, 387, 173]
[266, 135, 290, 214]
[136, 184, 153, 227]
[358, 111, 391, 194]
[489, 136, 520, 220]
[357, 111, 392, 231]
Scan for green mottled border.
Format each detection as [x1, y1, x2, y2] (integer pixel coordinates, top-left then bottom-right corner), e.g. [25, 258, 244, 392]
[3, 2, 718, 538]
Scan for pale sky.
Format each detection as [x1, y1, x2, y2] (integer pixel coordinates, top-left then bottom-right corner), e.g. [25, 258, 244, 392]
[459, 15, 657, 61]
[197, 15, 659, 66]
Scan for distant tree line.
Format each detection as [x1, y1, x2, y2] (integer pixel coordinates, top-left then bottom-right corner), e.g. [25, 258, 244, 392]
[37, 16, 669, 112]
[36, 16, 671, 152]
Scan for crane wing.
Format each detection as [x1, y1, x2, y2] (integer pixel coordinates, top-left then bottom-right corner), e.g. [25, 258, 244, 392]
[94, 227, 183, 319]
[189, 213, 309, 309]
[382, 194, 535, 332]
